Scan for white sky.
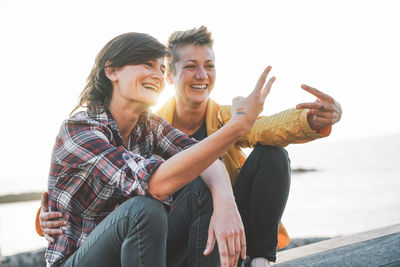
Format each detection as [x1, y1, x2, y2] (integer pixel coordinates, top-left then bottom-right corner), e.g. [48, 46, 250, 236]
[0, 0, 399, 184]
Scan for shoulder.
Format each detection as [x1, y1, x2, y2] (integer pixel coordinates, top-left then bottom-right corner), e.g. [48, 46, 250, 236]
[58, 110, 111, 141]
[63, 110, 105, 129]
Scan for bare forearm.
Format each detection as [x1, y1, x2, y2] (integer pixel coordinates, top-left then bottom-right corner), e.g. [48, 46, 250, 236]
[148, 120, 244, 201]
[201, 160, 235, 203]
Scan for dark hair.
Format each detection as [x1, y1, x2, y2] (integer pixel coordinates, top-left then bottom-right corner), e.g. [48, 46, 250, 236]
[166, 26, 214, 75]
[72, 32, 169, 114]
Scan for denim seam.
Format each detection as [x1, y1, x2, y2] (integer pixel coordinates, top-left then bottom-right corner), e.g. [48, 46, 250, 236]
[137, 218, 144, 267]
[195, 194, 201, 267]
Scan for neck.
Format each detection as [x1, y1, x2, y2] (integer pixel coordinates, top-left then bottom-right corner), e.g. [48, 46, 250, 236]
[108, 98, 146, 145]
[173, 96, 207, 136]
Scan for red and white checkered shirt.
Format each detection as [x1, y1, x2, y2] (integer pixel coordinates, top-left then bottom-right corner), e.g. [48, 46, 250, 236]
[45, 108, 196, 266]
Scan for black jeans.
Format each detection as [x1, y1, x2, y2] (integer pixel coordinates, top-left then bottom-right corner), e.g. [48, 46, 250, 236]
[61, 177, 217, 267]
[167, 177, 219, 267]
[234, 144, 291, 263]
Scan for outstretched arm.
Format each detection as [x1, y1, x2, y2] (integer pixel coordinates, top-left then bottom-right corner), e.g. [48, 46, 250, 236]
[234, 84, 342, 148]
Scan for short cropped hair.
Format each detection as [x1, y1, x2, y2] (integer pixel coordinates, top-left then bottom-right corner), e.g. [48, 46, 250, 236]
[166, 26, 214, 75]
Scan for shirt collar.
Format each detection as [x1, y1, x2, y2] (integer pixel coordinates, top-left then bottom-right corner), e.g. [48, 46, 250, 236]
[86, 106, 152, 139]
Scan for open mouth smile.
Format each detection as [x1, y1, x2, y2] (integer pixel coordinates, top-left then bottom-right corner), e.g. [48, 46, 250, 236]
[142, 83, 159, 93]
[191, 84, 208, 90]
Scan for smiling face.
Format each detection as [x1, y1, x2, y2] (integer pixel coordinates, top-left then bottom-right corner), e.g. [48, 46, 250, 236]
[108, 58, 165, 108]
[167, 44, 216, 106]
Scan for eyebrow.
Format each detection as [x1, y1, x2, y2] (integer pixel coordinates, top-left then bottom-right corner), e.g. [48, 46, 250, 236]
[183, 59, 214, 64]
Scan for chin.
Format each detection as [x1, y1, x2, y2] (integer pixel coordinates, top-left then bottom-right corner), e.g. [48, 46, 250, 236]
[133, 96, 159, 109]
[191, 95, 208, 105]
[146, 97, 159, 107]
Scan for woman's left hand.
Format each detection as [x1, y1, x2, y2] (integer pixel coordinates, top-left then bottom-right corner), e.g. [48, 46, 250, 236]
[203, 199, 246, 267]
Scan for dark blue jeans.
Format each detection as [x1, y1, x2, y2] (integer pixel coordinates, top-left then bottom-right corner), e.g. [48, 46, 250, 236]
[167, 177, 219, 267]
[61, 177, 217, 267]
[234, 145, 291, 263]
[179, 145, 291, 267]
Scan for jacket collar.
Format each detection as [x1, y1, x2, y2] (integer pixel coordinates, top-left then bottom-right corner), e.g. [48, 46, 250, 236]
[156, 97, 223, 136]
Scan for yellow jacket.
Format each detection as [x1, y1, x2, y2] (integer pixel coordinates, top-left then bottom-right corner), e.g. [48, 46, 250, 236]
[156, 97, 331, 249]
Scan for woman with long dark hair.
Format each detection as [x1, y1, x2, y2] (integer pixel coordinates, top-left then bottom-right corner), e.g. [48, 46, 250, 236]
[44, 32, 275, 267]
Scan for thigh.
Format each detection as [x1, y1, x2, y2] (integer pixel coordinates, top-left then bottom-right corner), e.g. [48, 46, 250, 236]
[62, 196, 168, 267]
[167, 177, 218, 267]
[233, 144, 291, 218]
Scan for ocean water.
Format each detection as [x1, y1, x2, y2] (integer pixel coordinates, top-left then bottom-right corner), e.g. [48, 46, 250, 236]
[282, 134, 400, 238]
[0, 134, 399, 256]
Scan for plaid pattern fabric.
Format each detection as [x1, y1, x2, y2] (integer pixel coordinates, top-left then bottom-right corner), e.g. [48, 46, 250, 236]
[45, 108, 196, 266]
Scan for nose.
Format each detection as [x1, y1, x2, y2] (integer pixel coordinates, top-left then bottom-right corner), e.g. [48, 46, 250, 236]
[195, 66, 208, 80]
[151, 68, 165, 90]
[152, 68, 164, 81]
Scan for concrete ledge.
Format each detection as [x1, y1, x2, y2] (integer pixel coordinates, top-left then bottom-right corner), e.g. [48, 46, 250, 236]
[274, 224, 400, 266]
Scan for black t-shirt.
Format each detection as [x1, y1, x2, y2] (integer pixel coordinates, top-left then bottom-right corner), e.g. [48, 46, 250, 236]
[189, 122, 207, 141]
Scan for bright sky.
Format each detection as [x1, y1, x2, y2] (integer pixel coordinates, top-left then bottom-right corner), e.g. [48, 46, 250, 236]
[1, 0, 399, 185]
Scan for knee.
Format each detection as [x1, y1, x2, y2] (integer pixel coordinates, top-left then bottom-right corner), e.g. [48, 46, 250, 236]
[249, 145, 291, 188]
[125, 196, 168, 230]
[253, 144, 290, 171]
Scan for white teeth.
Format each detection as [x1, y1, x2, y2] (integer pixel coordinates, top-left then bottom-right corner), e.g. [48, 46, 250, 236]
[191, 84, 207, 89]
[142, 83, 158, 92]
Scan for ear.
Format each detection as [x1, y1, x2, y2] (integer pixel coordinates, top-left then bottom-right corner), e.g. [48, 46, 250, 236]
[104, 64, 118, 82]
[165, 71, 174, 85]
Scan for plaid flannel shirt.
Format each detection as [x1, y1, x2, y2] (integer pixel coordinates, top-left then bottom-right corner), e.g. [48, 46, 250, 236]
[45, 108, 196, 266]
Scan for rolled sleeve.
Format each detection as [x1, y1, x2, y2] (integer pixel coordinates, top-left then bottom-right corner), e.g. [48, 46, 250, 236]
[121, 152, 164, 196]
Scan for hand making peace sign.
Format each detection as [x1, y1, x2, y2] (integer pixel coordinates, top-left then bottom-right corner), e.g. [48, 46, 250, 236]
[230, 66, 276, 132]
